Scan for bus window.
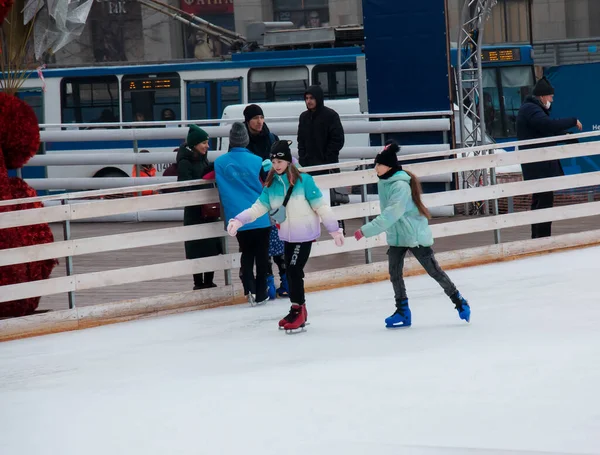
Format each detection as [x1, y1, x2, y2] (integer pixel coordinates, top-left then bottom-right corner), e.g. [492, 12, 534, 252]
[61, 76, 119, 126]
[312, 64, 358, 99]
[187, 80, 241, 121]
[17, 90, 45, 158]
[188, 84, 209, 121]
[220, 82, 242, 114]
[500, 66, 534, 138]
[482, 69, 502, 138]
[18, 90, 44, 124]
[122, 73, 181, 123]
[249, 67, 308, 102]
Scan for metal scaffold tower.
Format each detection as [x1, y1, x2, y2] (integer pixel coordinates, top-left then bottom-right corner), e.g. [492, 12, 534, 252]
[456, 0, 498, 217]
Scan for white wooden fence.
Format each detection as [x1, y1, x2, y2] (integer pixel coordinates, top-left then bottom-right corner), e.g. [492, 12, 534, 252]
[1, 133, 600, 338]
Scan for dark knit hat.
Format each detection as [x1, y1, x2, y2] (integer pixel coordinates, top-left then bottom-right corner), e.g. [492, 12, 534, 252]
[270, 140, 293, 163]
[533, 77, 554, 96]
[243, 104, 264, 123]
[187, 125, 209, 147]
[229, 122, 250, 148]
[374, 141, 401, 169]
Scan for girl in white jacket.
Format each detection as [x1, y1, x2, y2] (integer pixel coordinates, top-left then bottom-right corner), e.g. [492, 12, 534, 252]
[227, 140, 344, 332]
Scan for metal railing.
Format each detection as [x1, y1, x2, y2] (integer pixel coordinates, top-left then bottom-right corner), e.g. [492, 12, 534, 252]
[26, 112, 454, 192]
[2, 132, 600, 314]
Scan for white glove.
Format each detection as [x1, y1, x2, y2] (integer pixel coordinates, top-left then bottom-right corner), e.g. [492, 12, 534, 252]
[329, 228, 345, 247]
[227, 218, 243, 237]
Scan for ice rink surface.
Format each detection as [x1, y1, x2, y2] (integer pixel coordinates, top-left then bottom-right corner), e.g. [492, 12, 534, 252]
[1, 246, 599, 455]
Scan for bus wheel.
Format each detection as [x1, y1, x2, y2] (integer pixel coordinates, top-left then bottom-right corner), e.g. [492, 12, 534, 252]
[93, 168, 128, 198]
[94, 168, 128, 178]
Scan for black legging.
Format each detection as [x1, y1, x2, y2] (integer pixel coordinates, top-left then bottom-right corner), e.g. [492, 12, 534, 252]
[284, 241, 313, 304]
[268, 254, 286, 278]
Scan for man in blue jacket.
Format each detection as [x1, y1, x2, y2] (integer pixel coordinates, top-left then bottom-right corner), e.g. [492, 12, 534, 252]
[215, 122, 271, 305]
[516, 76, 582, 238]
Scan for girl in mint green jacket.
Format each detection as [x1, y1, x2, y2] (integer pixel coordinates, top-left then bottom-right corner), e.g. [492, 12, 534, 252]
[354, 141, 471, 328]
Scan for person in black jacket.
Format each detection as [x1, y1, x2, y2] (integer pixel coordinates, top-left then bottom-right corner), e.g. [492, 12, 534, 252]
[177, 125, 223, 290]
[516, 76, 582, 239]
[297, 85, 345, 175]
[298, 85, 346, 232]
[243, 104, 288, 298]
[243, 104, 279, 161]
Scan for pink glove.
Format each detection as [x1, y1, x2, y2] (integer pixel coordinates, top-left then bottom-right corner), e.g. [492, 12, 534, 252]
[329, 228, 344, 247]
[227, 218, 243, 236]
[354, 229, 364, 241]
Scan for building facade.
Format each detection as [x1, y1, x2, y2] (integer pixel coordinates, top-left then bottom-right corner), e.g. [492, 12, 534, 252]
[449, 0, 600, 44]
[51, 0, 598, 67]
[52, 0, 363, 66]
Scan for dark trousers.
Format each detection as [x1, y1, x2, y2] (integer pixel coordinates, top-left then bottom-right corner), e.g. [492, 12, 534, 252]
[184, 214, 222, 289]
[531, 191, 554, 239]
[330, 190, 346, 234]
[236, 228, 270, 301]
[284, 241, 312, 305]
[388, 246, 457, 307]
[268, 254, 286, 278]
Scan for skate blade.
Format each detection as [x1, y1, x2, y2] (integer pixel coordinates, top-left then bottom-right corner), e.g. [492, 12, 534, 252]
[385, 324, 411, 329]
[285, 326, 307, 334]
[279, 322, 309, 331]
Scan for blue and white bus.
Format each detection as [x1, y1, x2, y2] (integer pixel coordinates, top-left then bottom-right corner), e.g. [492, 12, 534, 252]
[12, 43, 534, 183]
[14, 47, 361, 182]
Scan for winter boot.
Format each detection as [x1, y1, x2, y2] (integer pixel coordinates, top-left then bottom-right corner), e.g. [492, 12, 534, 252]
[283, 304, 307, 332]
[267, 275, 277, 300]
[385, 299, 412, 328]
[451, 291, 471, 322]
[277, 274, 290, 298]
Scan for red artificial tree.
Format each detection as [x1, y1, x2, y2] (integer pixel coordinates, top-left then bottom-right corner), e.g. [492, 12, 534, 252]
[0, 5, 58, 317]
[0, 0, 14, 24]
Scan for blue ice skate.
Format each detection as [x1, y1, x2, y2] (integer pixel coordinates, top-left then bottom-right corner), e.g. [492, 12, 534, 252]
[451, 291, 471, 322]
[385, 300, 411, 328]
[277, 274, 289, 298]
[267, 275, 277, 300]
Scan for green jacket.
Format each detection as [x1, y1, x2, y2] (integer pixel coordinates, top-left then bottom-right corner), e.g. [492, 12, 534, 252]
[361, 171, 434, 248]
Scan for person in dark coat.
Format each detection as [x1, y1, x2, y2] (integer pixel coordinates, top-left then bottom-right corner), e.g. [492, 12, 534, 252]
[243, 104, 287, 298]
[297, 85, 345, 175]
[516, 76, 582, 239]
[162, 149, 179, 177]
[177, 125, 223, 290]
[243, 104, 279, 161]
[161, 149, 179, 194]
[297, 85, 347, 233]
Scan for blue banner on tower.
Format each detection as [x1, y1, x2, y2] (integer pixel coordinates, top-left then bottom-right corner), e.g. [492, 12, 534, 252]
[363, 0, 451, 114]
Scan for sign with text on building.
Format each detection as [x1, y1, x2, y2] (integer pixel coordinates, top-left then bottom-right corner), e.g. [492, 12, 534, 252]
[94, 0, 141, 17]
[181, 0, 233, 15]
